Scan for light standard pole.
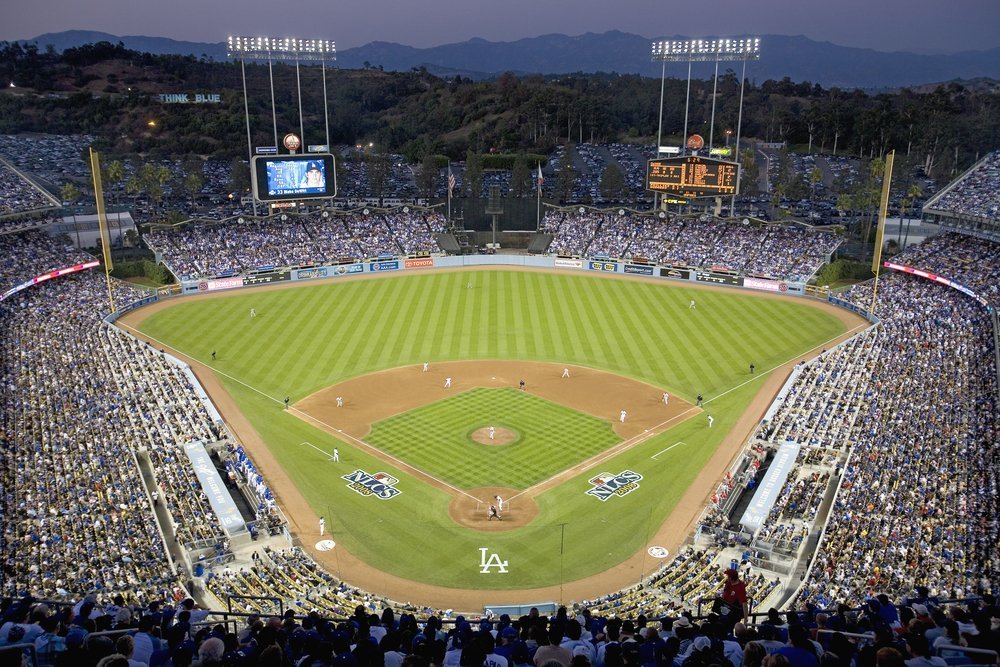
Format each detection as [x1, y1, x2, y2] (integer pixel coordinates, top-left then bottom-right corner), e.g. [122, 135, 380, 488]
[650, 38, 760, 215]
[228, 36, 336, 213]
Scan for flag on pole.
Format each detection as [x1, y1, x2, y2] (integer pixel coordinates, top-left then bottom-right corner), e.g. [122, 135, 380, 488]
[536, 164, 544, 193]
[448, 165, 456, 197]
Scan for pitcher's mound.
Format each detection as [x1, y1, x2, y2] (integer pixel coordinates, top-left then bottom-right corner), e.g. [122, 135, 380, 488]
[471, 426, 517, 445]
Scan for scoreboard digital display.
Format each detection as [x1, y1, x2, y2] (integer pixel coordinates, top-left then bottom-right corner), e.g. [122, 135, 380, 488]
[647, 156, 739, 198]
[251, 153, 337, 202]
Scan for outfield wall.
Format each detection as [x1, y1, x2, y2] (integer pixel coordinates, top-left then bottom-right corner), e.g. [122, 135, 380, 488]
[176, 255, 810, 298]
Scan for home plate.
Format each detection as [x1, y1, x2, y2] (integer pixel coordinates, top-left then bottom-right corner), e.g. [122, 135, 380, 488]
[492, 376, 496, 379]
[316, 540, 336, 551]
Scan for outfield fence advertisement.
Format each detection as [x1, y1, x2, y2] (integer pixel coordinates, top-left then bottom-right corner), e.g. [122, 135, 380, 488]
[370, 260, 400, 272]
[589, 261, 618, 273]
[743, 277, 790, 293]
[624, 264, 655, 276]
[178, 254, 812, 301]
[695, 271, 741, 286]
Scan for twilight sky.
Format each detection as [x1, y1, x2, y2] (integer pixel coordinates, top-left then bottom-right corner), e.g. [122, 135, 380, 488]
[3, 0, 999, 54]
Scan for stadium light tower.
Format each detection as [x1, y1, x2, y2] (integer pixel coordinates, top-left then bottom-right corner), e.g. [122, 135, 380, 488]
[227, 36, 337, 214]
[651, 37, 760, 213]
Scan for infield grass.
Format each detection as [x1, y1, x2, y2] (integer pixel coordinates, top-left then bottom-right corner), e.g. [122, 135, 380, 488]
[138, 269, 849, 589]
[366, 387, 621, 489]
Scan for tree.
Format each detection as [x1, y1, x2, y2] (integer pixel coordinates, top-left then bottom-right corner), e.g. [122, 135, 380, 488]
[739, 148, 760, 195]
[60, 182, 82, 248]
[228, 158, 250, 195]
[417, 154, 438, 198]
[104, 159, 126, 245]
[899, 183, 923, 248]
[366, 153, 391, 198]
[809, 167, 823, 199]
[183, 158, 204, 207]
[857, 157, 885, 260]
[510, 158, 530, 198]
[599, 163, 627, 201]
[556, 160, 577, 203]
[463, 151, 483, 198]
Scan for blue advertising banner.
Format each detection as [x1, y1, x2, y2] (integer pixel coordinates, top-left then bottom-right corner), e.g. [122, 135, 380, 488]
[739, 443, 800, 533]
[183, 441, 246, 534]
[369, 260, 400, 272]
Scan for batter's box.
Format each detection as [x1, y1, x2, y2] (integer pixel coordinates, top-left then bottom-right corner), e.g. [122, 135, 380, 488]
[651, 441, 687, 460]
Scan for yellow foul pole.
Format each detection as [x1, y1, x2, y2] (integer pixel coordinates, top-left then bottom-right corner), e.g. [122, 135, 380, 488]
[89, 148, 116, 314]
[868, 150, 894, 316]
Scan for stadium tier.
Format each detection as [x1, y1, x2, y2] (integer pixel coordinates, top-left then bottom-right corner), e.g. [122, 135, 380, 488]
[1, 203, 998, 666]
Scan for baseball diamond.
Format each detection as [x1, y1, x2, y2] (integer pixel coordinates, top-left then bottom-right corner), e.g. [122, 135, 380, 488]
[126, 267, 861, 605]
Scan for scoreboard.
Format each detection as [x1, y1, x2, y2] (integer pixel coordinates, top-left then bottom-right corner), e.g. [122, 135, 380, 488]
[647, 155, 739, 198]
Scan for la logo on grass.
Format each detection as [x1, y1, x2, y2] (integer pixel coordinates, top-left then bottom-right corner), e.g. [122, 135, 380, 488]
[585, 470, 643, 501]
[341, 470, 402, 499]
[479, 548, 509, 574]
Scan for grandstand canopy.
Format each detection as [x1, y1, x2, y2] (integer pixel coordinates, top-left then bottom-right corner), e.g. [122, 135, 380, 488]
[922, 151, 1000, 243]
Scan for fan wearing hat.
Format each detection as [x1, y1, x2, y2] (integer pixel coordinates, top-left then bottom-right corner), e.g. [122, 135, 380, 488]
[301, 161, 325, 188]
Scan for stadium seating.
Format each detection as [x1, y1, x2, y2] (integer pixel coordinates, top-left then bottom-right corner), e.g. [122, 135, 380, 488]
[1, 207, 997, 667]
[543, 211, 841, 282]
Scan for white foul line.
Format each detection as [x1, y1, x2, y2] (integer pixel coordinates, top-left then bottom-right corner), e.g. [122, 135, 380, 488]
[299, 441, 336, 460]
[651, 441, 687, 460]
[116, 322, 483, 503]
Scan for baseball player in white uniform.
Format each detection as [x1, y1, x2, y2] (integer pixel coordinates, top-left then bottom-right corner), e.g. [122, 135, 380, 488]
[444, 377, 452, 388]
[562, 368, 570, 378]
[663, 392, 670, 405]
[619, 409, 627, 423]
[336, 396, 343, 407]
[489, 426, 495, 440]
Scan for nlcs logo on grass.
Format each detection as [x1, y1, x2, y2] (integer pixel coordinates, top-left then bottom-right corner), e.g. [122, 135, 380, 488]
[585, 470, 643, 502]
[342, 470, 402, 500]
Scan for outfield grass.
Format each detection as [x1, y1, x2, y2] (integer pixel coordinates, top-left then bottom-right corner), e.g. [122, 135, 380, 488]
[139, 269, 847, 589]
[366, 387, 621, 489]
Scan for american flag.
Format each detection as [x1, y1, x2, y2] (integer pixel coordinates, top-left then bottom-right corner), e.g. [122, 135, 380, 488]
[536, 164, 544, 193]
[448, 165, 456, 196]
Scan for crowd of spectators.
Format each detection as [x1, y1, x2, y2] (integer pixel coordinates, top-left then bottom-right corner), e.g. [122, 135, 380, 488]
[889, 232, 1000, 306]
[795, 273, 998, 608]
[1, 270, 179, 603]
[0, 230, 283, 603]
[927, 152, 1000, 221]
[144, 212, 446, 281]
[3, 191, 998, 658]
[6, 580, 995, 667]
[543, 212, 840, 281]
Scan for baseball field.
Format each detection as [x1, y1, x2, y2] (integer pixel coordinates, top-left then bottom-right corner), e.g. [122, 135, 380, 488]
[127, 267, 862, 606]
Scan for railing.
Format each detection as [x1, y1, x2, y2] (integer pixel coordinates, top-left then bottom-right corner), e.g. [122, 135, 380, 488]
[0, 643, 38, 667]
[935, 644, 998, 664]
[226, 594, 284, 617]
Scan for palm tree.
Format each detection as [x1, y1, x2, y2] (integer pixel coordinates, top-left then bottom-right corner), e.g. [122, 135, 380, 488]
[105, 159, 125, 246]
[900, 184, 923, 249]
[60, 182, 82, 248]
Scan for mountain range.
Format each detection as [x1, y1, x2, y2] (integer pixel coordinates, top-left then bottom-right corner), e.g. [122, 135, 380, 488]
[16, 29, 1000, 89]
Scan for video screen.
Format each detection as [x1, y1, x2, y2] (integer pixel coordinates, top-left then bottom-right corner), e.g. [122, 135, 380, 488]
[252, 153, 336, 201]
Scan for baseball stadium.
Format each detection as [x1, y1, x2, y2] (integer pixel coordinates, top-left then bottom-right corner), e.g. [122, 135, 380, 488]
[0, 30, 998, 667]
